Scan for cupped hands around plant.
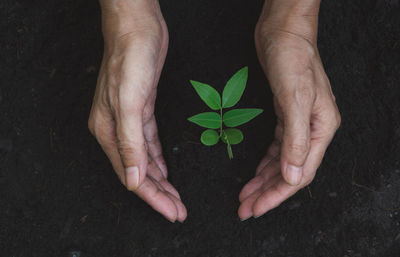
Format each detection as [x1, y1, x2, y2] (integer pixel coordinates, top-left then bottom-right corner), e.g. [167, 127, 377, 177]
[88, 0, 186, 223]
[238, 9, 341, 220]
[188, 67, 263, 159]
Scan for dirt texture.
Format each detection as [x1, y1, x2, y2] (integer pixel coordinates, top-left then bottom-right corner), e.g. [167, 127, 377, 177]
[1, 0, 400, 256]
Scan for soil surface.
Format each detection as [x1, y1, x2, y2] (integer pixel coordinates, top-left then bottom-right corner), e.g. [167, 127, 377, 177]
[1, 0, 400, 256]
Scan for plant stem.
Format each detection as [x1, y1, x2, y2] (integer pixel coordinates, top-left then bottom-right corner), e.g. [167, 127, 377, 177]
[227, 141, 233, 159]
[219, 107, 223, 137]
[219, 107, 233, 159]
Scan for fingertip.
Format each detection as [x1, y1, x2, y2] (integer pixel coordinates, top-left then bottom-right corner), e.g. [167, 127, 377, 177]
[162, 204, 178, 223]
[238, 189, 262, 221]
[166, 216, 177, 223]
[123, 158, 148, 190]
[283, 164, 303, 186]
[159, 204, 178, 224]
[164, 191, 187, 223]
[177, 205, 187, 223]
[173, 197, 187, 223]
[126, 166, 140, 190]
[238, 204, 253, 221]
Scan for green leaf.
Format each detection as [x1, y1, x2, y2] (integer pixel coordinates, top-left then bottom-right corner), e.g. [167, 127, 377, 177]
[221, 128, 243, 145]
[223, 108, 263, 127]
[200, 129, 219, 146]
[190, 80, 221, 110]
[188, 112, 222, 129]
[222, 66, 248, 108]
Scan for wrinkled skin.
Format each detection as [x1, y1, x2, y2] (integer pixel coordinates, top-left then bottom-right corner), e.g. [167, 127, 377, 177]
[88, 0, 187, 223]
[238, 18, 341, 220]
[89, 0, 340, 222]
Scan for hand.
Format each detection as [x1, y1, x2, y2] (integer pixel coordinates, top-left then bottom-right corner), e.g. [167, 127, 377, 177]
[88, 0, 186, 223]
[238, 13, 341, 220]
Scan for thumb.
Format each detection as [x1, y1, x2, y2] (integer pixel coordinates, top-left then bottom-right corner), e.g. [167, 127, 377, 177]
[115, 103, 148, 191]
[278, 93, 313, 186]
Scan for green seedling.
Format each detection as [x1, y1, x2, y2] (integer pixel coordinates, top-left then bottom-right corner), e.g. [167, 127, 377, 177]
[187, 66, 263, 159]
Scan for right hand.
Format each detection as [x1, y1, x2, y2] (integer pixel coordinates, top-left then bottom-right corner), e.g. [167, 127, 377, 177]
[88, 0, 187, 223]
[238, 5, 340, 220]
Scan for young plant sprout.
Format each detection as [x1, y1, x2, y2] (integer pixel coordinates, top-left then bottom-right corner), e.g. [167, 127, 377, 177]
[188, 66, 263, 159]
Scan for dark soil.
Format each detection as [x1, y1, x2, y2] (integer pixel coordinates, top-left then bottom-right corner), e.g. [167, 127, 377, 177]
[1, 0, 400, 256]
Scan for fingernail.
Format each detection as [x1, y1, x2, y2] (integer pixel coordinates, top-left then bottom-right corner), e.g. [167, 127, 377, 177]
[167, 218, 176, 223]
[286, 164, 303, 185]
[126, 166, 139, 190]
[240, 216, 250, 222]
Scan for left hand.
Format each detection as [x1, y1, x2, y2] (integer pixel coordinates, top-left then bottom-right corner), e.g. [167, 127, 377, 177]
[238, 17, 341, 220]
[89, 0, 187, 223]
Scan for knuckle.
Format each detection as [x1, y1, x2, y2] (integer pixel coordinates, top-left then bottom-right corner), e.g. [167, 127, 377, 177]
[288, 142, 308, 154]
[142, 106, 154, 121]
[88, 115, 103, 138]
[334, 111, 342, 130]
[326, 109, 341, 133]
[146, 133, 158, 144]
[117, 141, 136, 158]
[88, 118, 95, 135]
[286, 140, 309, 162]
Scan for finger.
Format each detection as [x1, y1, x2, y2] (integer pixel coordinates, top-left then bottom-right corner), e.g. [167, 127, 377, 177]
[158, 179, 181, 200]
[300, 105, 340, 181]
[239, 176, 264, 202]
[252, 178, 300, 218]
[238, 173, 283, 220]
[144, 115, 168, 178]
[94, 123, 178, 222]
[96, 129, 180, 222]
[146, 160, 165, 181]
[302, 128, 337, 182]
[274, 120, 284, 142]
[251, 139, 329, 218]
[259, 159, 281, 180]
[151, 178, 186, 222]
[247, 133, 336, 219]
[241, 160, 281, 202]
[251, 132, 336, 218]
[278, 88, 314, 186]
[101, 140, 126, 185]
[114, 41, 164, 190]
[135, 177, 179, 223]
[255, 139, 280, 175]
[146, 161, 181, 200]
[238, 188, 262, 221]
[115, 98, 148, 191]
[90, 112, 127, 185]
[165, 191, 187, 222]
